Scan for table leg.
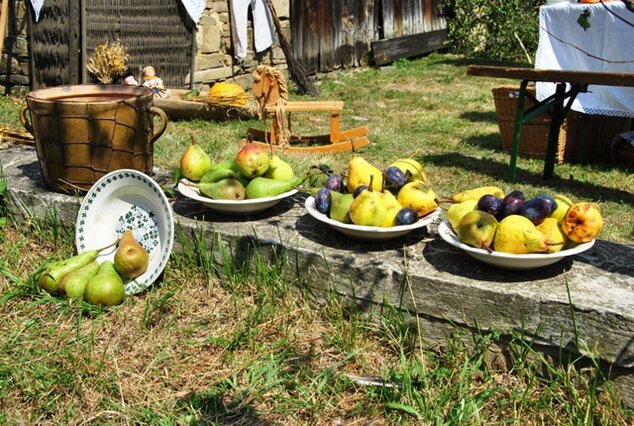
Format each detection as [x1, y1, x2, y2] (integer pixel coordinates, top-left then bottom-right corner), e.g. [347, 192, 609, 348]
[508, 80, 529, 183]
[543, 83, 567, 179]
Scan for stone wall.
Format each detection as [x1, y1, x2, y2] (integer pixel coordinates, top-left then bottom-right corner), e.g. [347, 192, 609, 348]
[0, 0, 290, 94]
[1, 0, 30, 95]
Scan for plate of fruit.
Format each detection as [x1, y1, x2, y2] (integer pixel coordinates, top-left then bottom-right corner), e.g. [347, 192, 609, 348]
[304, 155, 441, 241]
[176, 135, 301, 214]
[438, 186, 601, 270]
[74, 169, 175, 296]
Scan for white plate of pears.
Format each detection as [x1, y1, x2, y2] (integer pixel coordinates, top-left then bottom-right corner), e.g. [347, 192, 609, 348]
[437, 187, 597, 270]
[176, 136, 300, 214]
[305, 197, 441, 241]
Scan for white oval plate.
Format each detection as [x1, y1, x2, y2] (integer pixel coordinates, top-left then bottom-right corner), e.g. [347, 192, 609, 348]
[75, 169, 174, 295]
[437, 220, 595, 270]
[177, 179, 298, 214]
[305, 196, 441, 241]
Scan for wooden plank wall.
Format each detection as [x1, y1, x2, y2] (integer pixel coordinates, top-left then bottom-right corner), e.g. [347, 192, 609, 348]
[29, 0, 80, 88]
[291, 0, 446, 73]
[291, 0, 379, 74]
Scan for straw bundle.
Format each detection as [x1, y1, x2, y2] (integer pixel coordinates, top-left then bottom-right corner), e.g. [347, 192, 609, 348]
[205, 82, 249, 107]
[86, 40, 130, 84]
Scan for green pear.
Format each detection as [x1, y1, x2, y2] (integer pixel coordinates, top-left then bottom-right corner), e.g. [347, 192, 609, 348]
[179, 136, 213, 181]
[83, 261, 126, 307]
[58, 261, 100, 299]
[200, 168, 236, 184]
[264, 154, 295, 180]
[494, 215, 548, 254]
[329, 192, 354, 223]
[457, 210, 498, 250]
[198, 178, 246, 200]
[245, 176, 303, 199]
[38, 249, 103, 296]
[349, 176, 387, 227]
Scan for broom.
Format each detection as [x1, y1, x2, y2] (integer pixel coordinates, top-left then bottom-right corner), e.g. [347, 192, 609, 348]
[265, 0, 318, 97]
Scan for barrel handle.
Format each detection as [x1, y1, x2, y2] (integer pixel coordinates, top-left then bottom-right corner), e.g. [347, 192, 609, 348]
[148, 106, 168, 144]
[18, 104, 33, 134]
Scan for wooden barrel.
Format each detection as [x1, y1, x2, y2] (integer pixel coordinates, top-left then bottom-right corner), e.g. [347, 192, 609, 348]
[19, 84, 167, 194]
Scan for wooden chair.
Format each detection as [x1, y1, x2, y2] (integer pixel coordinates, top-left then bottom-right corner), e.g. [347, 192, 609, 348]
[242, 65, 369, 153]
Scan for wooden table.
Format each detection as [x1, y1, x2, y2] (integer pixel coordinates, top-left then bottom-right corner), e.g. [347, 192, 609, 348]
[467, 65, 634, 182]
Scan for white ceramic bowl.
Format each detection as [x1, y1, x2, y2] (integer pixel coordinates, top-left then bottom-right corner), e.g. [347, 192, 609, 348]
[177, 179, 298, 214]
[305, 196, 441, 241]
[437, 220, 595, 270]
[75, 169, 174, 295]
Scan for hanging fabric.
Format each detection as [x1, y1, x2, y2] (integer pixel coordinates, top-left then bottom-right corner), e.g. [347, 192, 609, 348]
[29, 1, 205, 24]
[29, 0, 44, 22]
[230, 0, 276, 62]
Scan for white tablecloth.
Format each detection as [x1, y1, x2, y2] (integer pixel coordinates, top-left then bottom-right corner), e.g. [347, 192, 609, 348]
[535, 2, 634, 118]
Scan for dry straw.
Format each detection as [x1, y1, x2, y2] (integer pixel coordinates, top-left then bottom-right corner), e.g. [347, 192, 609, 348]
[86, 40, 130, 84]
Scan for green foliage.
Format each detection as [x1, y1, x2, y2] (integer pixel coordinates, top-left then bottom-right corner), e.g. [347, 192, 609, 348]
[0, 163, 7, 227]
[441, 0, 546, 62]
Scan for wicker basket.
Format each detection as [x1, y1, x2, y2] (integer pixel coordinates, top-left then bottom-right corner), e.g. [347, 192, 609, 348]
[19, 84, 168, 195]
[492, 86, 632, 164]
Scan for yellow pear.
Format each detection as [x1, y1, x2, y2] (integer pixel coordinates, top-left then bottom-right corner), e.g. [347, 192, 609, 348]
[537, 217, 567, 253]
[550, 194, 574, 222]
[379, 190, 403, 227]
[179, 134, 213, 182]
[346, 154, 383, 193]
[396, 182, 438, 217]
[447, 199, 478, 232]
[457, 210, 498, 250]
[450, 186, 505, 203]
[349, 176, 387, 227]
[388, 158, 428, 184]
[264, 154, 295, 180]
[494, 215, 548, 254]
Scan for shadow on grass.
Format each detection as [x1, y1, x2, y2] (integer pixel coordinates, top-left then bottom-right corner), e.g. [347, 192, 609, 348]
[424, 152, 634, 206]
[177, 390, 274, 425]
[459, 110, 499, 125]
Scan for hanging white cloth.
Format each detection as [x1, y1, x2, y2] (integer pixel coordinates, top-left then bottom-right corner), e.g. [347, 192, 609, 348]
[230, 0, 276, 62]
[29, 0, 44, 22]
[180, 0, 206, 24]
[29, 1, 205, 24]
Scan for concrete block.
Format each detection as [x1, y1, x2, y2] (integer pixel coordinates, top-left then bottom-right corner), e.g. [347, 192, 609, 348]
[192, 66, 234, 83]
[1, 145, 633, 409]
[198, 24, 221, 54]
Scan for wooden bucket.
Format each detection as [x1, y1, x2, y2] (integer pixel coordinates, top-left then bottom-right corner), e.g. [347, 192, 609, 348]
[19, 84, 168, 194]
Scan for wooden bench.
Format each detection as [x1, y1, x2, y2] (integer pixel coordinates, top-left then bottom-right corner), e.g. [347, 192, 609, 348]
[467, 65, 634, 182]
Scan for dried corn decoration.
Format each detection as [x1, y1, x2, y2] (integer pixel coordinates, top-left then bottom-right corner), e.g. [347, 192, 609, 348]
[86, 40, 130, 84]
[206, 82, 249, 106]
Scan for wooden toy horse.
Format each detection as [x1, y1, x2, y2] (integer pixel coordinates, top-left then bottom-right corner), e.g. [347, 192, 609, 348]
[242, 65, 369, 153]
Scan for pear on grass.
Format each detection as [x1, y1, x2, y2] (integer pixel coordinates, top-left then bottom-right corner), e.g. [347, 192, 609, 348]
[58, 261, 100, 299]
[114, 230, 150, 279]
[37, 240, 117, 296]
[179, 132, 213, 182]
[84, 261, 126, 307]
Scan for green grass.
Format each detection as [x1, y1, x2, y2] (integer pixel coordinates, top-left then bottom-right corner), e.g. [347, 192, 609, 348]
[0, 217, 631, 424]
[0, 53, 633, 423]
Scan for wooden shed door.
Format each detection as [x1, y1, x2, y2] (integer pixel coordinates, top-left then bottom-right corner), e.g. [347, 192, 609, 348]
[29, 0, 194, 89]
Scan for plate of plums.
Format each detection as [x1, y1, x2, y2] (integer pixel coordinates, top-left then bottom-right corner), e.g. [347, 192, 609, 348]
[438, 188, 599, 270]
[305, 196, 442, 241]
[75, 169, 175, 294]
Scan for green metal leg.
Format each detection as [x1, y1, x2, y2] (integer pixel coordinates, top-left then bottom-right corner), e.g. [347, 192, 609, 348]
[543, 83, 567, 179]
[508, 80, 528, 183]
